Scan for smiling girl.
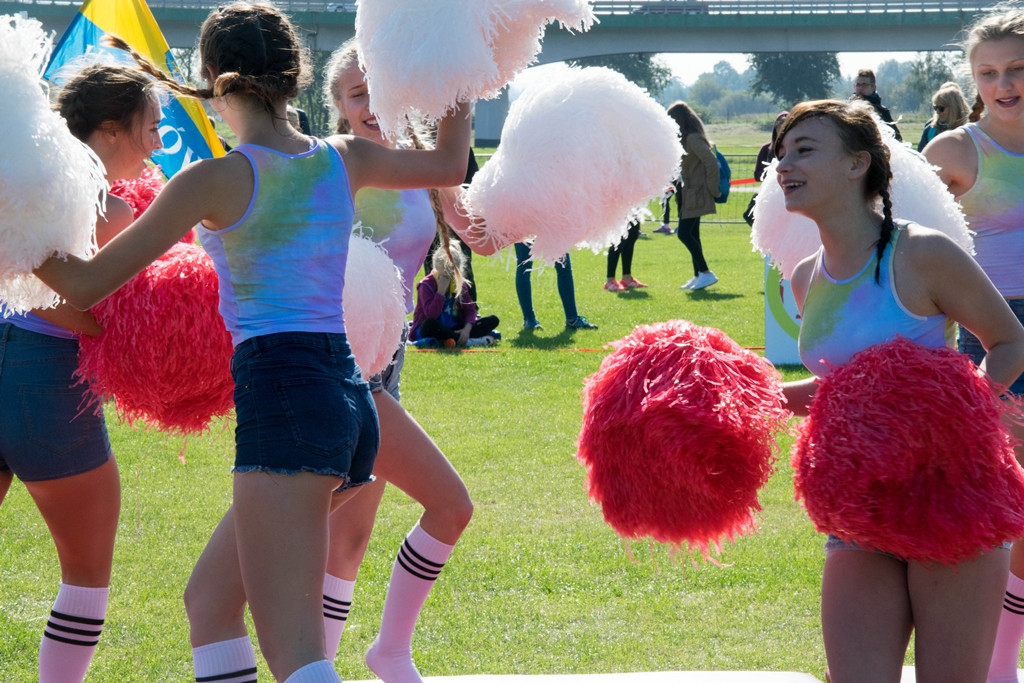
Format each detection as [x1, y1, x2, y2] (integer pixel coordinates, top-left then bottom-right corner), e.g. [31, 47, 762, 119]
[778, 99, 1024, 683]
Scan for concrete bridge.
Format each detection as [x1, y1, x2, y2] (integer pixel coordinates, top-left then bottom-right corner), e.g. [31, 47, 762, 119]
[0, 0, 997, 141]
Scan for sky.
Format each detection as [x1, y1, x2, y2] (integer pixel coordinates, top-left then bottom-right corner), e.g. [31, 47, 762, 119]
[511, 51, 923, 92]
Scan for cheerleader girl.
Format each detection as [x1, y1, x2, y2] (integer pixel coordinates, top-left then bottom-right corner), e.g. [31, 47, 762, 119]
[31, 4, 471, 682]
[182, 38, 487, 683]
[922, 9, 1024, 679]
[0, 63, 161, 683]
[777, 99, 1024, 683]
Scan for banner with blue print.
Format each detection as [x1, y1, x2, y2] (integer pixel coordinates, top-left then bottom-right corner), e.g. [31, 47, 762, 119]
[44, 0, 224, 178]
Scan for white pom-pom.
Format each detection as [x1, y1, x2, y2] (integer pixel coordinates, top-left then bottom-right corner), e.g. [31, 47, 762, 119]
[356, 0, 595, 140]
[343, 229, 407, 380]
[751, 117, 972, 280]
[461, 66, 681, 265]
[0, 14, 106, 314]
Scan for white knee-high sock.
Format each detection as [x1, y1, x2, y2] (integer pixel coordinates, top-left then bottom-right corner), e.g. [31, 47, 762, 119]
[365, 523, 454, 683]
[323, 574, 355, 660]
[192, 636, 258, 683]
[38, 583, 108, 683]
[282, 660, 342, 683]
[989, 571, 1024, 683]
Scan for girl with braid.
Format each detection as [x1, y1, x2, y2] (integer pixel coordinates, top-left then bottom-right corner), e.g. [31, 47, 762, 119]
[32, 3, 471, 682]
[183, 38, 492, 683]
[777, 100, 1024, 683]
[923, 9, 1024, 679]
[0, 63, 161, 683]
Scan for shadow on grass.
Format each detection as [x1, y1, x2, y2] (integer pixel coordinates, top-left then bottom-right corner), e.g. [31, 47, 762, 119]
[682, 289, 744, 301]
[507, 328, 607, 351]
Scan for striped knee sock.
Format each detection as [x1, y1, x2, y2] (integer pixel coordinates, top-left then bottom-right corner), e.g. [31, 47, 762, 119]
[192, 636, 257, 683]
[323, 574, 355, 660]
[38, 583, 108, 683]
[365, 523, 454, 683]
[989, 571, 1024, 683]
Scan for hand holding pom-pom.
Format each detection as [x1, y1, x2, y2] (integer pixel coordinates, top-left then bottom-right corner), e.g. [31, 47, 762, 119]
[792, 337, 1024, 565]
[577, 320, 792, 560]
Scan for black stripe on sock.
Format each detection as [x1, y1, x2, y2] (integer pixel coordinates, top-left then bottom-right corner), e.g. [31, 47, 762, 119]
[323, 600, 350, 621]
[46, 620, 103, 638]
[397, 553, 441, 581]
[50, 610, 104, 626]
[1005, 591, 1024, 608]
[195, 667, 258, 682]
[401, 540, 445, 570]
[42, 631, 100, 646]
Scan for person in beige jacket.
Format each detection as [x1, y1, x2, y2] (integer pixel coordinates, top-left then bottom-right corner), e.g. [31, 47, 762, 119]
[668, 101, 720, 290]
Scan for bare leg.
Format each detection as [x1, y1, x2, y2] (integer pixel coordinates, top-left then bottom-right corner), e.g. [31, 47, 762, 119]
[911, 548, 1008, 683]
[233, 471, 341, 681]
[821, 549, 912, 683]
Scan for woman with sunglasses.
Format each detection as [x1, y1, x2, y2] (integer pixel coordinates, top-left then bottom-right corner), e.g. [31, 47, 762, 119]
[917, 81, 970, 152]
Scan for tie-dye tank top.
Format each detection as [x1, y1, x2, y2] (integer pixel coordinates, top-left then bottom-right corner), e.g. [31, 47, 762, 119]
[198, 138, 355, 346]
[798, 224, 953, 377]
[957, 124, 1024, 297]
[353, 187, 435, 313]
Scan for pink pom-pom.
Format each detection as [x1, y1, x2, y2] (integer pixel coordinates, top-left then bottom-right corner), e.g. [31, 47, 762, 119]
[108, 167, 195, 243]
[342, 232, 407, 380]
[577, 320, 792, 559]
[792, 337, 1024, 565]
[76, 242, 234, 435]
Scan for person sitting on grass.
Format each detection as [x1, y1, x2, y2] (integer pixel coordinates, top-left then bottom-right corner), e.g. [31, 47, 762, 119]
[411, 240, 499, 347]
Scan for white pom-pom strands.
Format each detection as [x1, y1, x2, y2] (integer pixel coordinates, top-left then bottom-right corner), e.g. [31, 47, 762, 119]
[355, 0, 595, 141]
[0, 15, 106, 313]
[462, 66, 682, 265]
[343, 230, 407, 380]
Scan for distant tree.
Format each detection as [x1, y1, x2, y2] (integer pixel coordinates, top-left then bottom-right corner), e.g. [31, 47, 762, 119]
[711, 60, 746, 91]
[293, 49, 332, 136]
[709, 91, 777, 121]
[657, 78, 689, 107]
[568, 52, 674, 96]
[689, 74, 725, 108]
[747, 52, 841, 107]
[904, 52, 959, 105]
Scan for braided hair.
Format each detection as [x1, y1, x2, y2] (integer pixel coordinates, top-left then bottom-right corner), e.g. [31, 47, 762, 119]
[55, 64, 158, 143]
[773, 99, 895, 283]
[103, 2, 309, 121]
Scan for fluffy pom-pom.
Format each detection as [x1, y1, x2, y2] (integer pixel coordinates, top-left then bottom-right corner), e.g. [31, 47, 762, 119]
[751, 117, 972, 280]
[576, 320, 792, 559]
[356, 0, 595, 140]
[462, 66, 681, 264]
[342, 230, 407, 380]
[108, 166, 194, 243]
[792, 337, 1024, 565]
[0, 14, 106, 313]
[76, 243, 234, 435]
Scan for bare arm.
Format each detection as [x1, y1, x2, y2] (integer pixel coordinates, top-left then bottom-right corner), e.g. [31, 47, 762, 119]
[437, 186, 499, 256]
[922, 127, 977, 198]
[33, 157, 238, 310]
[337, 101, 472, 195]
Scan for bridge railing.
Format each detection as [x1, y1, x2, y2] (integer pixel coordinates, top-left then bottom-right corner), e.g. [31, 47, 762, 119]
[2, 0, 1000, 12]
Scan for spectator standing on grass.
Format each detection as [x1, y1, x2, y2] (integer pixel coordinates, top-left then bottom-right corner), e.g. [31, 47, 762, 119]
[605, 217, 647, 291]
[514, 243, 598, 331]
[918, 81, 970, 152]
[851, 68, 902, 141]
[667, 101, 720, 290]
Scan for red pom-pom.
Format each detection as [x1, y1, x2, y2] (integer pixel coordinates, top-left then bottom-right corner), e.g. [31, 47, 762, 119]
[76, 242, 234, 435]
[792, 337, 1024, 565]
[108, 167, 195, 243]
[576, 320, 792, 558]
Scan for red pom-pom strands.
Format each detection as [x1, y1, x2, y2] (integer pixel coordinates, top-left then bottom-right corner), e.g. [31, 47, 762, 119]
[792, 337, 1024, 566]
[576, 320, 792, 560]
[108, 166, 165, 219]
[76, 243, 234, 435]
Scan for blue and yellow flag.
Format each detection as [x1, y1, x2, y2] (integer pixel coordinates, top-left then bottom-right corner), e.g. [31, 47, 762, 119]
[44, 0, 224, 177]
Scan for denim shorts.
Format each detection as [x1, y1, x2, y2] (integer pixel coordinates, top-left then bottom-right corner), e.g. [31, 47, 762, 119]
[959, 298, 1024, 395]
[367, 324, 408, 401]
[0, 323, 112, 482]
[230, 332, 379, 489]
[825, 534, 1011, 559]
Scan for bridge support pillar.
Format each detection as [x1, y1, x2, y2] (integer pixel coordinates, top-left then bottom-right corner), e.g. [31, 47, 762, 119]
[474, 88, 508, 148]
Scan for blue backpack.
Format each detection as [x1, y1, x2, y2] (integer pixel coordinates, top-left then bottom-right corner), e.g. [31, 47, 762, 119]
[713, 146, 730, 204]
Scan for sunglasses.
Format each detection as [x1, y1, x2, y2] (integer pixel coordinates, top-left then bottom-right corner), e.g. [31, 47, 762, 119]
[933, 105, 946, 113]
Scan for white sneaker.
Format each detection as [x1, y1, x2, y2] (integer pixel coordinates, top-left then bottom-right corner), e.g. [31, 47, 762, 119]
[691, 271, 718, 290]
[466, 336, 494, 347]
[680, 276, 698, 290]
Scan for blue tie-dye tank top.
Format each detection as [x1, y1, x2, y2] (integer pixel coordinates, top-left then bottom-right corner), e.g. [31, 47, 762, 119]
[798, 224, 953, 377]
[198, 138, 354, 346]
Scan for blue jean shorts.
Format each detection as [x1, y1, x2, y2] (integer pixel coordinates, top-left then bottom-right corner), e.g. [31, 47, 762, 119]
[960, 298, 1024, 395]
[230, 332, 379, 489]
[367, 324, 408, 401]
[825, 534, 1012, 559]
[0, 323, 112, 482]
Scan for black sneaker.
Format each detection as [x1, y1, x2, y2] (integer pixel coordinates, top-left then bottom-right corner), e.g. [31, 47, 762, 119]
[566, 316, 598, 330]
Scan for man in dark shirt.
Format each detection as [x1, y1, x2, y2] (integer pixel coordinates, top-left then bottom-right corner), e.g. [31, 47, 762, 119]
[852, 68, 902, 141]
